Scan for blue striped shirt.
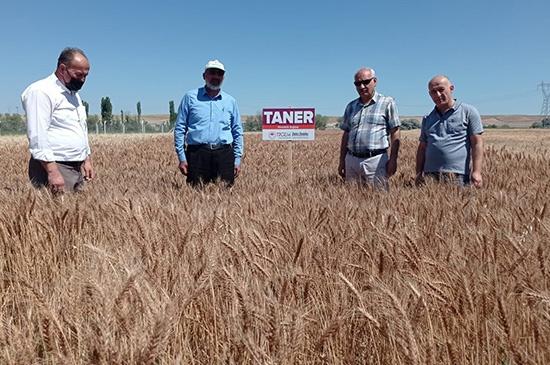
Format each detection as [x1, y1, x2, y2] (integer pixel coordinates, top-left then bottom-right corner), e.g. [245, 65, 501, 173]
[174, 87, 244, 165]
[340, 92, 400, 152]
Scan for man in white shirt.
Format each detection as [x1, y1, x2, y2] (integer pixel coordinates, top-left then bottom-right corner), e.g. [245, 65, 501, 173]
[21, 47, 94, 193]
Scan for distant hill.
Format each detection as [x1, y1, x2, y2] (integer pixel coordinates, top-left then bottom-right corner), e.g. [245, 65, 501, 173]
[477, 115, 542, 128]
[399, 115, 542, 128]
[141, 114, 170, 123]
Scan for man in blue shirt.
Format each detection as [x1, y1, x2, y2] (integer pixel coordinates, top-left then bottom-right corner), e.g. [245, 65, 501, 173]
[415, 75, 484, 187]
[174, 60, 244, 187]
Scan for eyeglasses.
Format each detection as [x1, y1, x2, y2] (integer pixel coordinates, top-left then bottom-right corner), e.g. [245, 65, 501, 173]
[354, 78, 374, 87]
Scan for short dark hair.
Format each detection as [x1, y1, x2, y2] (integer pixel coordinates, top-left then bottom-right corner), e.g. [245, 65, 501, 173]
[57, 47, 87, 68]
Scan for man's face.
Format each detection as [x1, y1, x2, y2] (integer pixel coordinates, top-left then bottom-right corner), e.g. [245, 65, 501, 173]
[354, 70, 377, 102]
[60, 54, 90, 91]
[203, 68, 225, 90]
[428, 78, 454, 110]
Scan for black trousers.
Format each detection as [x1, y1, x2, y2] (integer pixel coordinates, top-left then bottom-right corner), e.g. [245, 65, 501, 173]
[186, 144, 235, 187]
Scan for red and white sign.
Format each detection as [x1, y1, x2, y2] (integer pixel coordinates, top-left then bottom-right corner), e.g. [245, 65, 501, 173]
[262, 108, 315, 141]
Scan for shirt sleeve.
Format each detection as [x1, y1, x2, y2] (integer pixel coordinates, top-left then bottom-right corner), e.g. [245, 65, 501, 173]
[419, 116, 428, 143]
[340, 104, 351, 132]
[231, 100, 244, 166]
[174, 94, 190, 162]
[466, 105, 484, 135]
[386, 98, 401, 129]
[22, 88, 56, 161]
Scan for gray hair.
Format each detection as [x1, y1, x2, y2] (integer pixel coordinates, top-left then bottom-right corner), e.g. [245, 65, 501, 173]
[355, 67, 376, 79]
[429, 74, 452, 86]
[57, 47, 87, 68]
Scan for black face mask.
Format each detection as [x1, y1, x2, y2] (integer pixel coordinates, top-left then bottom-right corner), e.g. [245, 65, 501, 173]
[66, 78, 85, 92]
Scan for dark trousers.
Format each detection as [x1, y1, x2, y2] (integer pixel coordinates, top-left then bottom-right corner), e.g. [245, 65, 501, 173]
[186, 144, 235, 187]
[28, 158, 85, 192]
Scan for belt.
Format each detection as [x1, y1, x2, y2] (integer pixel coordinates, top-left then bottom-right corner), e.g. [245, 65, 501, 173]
[188, 143, 231, 151]
[56, 160, 83, 168]
[348, 148, 387, 158]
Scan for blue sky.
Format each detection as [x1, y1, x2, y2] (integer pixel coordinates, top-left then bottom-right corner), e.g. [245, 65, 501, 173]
[1, 0, 548, 117]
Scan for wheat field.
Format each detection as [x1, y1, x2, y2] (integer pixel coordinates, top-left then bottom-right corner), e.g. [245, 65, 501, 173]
[0, 130, 549, 364]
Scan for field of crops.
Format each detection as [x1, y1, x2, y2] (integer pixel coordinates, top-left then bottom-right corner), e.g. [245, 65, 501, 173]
[1, 130, 549, 364]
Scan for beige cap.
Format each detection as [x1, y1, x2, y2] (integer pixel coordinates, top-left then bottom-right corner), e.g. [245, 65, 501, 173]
[204, 59, 225, 72]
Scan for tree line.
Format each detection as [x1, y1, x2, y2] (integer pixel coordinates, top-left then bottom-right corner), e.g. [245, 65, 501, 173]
[242, 114, 338, 132]
[0, 111, 421, 135]
[0, 114, 25, 135]
[7, 103, 549, 135]
[241, 115, 422, 132]
[0, 99, 178, 135]
[87, 97, 177, 134]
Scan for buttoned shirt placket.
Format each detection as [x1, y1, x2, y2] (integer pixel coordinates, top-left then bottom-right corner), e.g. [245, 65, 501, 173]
[352, 104, 363, 152]
[209, 97, 213, 139]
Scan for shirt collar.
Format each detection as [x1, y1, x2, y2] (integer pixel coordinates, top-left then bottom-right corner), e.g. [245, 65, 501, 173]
[435, 99, 460, 116]
[200, 86, 222, 100]
[49, 73, 74, 95]
[358, 91, 379, 107]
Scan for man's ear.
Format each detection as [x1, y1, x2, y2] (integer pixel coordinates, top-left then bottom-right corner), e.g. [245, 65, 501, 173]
[202, 72, 206, 80]
[450, 84, 455, 92]
[58, 64, 68, 82]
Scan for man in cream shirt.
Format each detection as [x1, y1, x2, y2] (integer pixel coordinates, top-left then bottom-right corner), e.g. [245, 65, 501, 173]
[21, 47, 94, 193]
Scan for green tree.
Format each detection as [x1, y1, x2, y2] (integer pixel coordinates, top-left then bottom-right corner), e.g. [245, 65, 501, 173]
[169, 100, 177, 130]
[87, 114, 100, 132]
[243, 113, 262, 132]
[100, 97, 113, 131]
[82, 101, 89, 117]
[315, 114, 328, 130]
[124, 115, 141, 133]
[137, 101, 142, 126]
[0, 113, 25, 135]
[400, 119, 421, 130]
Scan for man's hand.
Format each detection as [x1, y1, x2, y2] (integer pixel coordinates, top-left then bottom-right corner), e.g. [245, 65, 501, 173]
[234, 164, 241, 178]
[338, 160, 346, 179]
[82, 157, 94, 181]
[471, 171, 483, 188]
[469, 134, 483, 188]
[386, 157, 397, 177]
[48, 168, 65, 194]
[41, 161, 64, 194]
[178, 161, 188, 175]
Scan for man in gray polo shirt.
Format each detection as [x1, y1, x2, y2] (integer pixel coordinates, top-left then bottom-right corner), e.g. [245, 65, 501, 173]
[415, 75, 484, 187]
[338, 67, 401, 189]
